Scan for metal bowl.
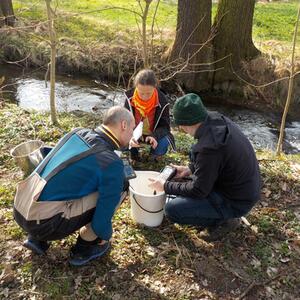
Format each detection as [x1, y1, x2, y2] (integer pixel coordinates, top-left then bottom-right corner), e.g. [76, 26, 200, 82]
[10, 140, 44, 176]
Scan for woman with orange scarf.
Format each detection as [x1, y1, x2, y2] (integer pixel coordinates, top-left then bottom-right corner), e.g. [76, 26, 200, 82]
[124, 69, 175, 160]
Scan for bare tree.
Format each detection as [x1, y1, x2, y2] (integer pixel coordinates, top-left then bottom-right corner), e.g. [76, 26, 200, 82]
[140, 0, 152, 68]
[45, 0, 58, 125]
[167, 0, 212, 90]
[0, 0, 15, 27]
[212, 0, 260, 85]
[0, 8, 5, 28]
[276, 4, 300, 155]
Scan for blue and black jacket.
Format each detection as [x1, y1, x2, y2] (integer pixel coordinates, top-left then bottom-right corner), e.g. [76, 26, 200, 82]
[37, 126, 124, 241]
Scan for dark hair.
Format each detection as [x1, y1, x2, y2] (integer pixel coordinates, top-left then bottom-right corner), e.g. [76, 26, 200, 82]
[134, 69, 157, 87]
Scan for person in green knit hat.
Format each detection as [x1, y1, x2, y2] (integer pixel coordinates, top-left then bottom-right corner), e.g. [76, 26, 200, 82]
[149, 93, 261, 241]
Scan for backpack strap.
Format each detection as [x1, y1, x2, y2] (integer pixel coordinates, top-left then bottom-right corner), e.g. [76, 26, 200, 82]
[44, 144, 109, 182]
[36, 128, 82, 174]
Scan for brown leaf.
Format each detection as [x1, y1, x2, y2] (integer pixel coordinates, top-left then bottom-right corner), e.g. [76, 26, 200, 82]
[0, 265, 15, 285]
[74, 276, 82, 290]
[280, 257, 290, 263]
[264, 188, 271, 198]
[281, 182, 287, 192]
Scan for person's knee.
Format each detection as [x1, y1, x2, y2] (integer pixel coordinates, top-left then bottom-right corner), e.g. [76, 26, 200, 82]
[164, 199, 180, 222]
[152, 136, 169, 156]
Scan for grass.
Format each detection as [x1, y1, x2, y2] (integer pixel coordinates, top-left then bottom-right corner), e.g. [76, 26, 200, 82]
[5, 0, 298, 63]
[12, 1, 299, 43]
[0, 101, 299, 299]
[1, 0, 299, 106]
[13, 0, 177, 46]
[253, 1, 299, 42]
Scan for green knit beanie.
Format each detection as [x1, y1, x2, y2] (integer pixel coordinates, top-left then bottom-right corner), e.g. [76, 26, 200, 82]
[173, 93, 208, 125]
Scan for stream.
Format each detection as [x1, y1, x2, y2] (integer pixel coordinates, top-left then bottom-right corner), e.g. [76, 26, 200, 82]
[1, 64, 299, 154]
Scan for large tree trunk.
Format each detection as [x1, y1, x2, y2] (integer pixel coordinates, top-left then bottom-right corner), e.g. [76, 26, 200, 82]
[0, 8, 5, 27]
[0, 0, 15, 27]
[212, 0, 260, 86]
[167, 0, 212, 91]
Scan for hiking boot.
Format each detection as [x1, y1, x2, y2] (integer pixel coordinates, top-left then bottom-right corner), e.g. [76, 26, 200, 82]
[23, 237, 50, 255]
[201, 218, 241, 242]
[69, 238, 110, 266]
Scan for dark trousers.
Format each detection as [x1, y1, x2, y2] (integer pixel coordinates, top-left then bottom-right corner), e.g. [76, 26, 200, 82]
[164, 191, 255, 227]
[14, 190, 128, 241]
[14, 208, 95, 241]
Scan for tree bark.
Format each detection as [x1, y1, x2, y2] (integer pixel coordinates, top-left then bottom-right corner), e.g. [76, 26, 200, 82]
[45, 0, 58, 125]
[0, 8, 5, 28]
[167, 0, 212, 91]
[141, 0, 152, 68]
[0, 0, 15, 27]
[212, 0, 260, 85]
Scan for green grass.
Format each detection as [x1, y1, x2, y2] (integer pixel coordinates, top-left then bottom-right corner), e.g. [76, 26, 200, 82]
[253, 1, 299, 42]
[17, 0, 177, 28]
[12, 0, 299, 48]
[13, 0, 177, 46]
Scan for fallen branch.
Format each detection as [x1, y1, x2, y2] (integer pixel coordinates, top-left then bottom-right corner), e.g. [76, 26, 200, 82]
[236, 268, 300, 300]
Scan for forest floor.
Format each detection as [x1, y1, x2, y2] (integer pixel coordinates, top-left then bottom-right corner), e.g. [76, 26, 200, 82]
[0, 101, 299, 299]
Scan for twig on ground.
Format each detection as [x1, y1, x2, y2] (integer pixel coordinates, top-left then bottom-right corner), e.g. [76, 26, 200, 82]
[236, 268, 300, 300]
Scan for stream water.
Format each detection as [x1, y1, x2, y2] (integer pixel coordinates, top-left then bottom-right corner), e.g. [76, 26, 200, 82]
[1, 64, 299, 153]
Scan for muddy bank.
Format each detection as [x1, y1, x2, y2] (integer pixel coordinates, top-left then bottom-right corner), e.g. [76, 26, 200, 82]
[1, 30, 300, 119]
[1, 63, 300, 154]
[0, 30, 151, 82]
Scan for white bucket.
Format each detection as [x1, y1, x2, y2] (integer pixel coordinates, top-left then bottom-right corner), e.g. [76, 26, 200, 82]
[129, 171, 166, 227]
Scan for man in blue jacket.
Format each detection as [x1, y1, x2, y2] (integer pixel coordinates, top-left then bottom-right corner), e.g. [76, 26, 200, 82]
[14, 106, 135, 265]
[149, 94, 261, 241]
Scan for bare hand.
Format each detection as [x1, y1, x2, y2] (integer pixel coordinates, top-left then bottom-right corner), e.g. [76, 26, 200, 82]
[129, 138, 141, 148]
[170, 164, 192, 179]
[145, 136, 158, 149]
[148, 178, 165, 192]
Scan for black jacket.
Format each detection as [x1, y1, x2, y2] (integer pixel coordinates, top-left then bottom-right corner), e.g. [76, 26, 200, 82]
[124, 88, 175, 150]
[164, 112, 261, 210]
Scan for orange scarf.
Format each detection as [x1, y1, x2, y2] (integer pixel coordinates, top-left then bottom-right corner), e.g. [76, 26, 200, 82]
[131, 88, 158, 118]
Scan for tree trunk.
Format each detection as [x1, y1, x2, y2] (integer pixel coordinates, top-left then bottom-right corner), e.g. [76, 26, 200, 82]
[141, 0, 152, 68]
[45, 0, 58, 125]
[212, 0, 260, 85]
[0, 0, 15, 27]
[167, 0, 212, 91]
[0, 8, 5, 27]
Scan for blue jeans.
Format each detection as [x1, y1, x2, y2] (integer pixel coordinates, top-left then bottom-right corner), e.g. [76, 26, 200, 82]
[164, 191, 251, 227]
[131, 135, 170, 157]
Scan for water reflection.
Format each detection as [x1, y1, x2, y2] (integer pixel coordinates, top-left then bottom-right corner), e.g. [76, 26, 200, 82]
[16, 78, 124, 113]
[1, 64, 299, 154]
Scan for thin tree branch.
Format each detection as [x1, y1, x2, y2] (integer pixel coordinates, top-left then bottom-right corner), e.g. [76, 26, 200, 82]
[276, 3, 300, 155]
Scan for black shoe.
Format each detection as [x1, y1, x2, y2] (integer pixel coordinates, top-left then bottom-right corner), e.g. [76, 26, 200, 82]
[201, 218, 241, 242]
[69, 238, 110, 266]
[23, 238, 50, 255]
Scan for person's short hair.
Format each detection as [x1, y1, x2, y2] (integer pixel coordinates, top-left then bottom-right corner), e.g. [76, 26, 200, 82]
[103, 106, 133, 126]
[134, 69, 157, 87]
